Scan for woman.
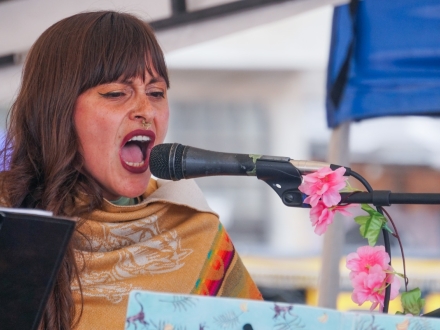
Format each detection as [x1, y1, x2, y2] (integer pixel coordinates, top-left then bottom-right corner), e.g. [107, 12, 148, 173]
[0, 11, 262, 330]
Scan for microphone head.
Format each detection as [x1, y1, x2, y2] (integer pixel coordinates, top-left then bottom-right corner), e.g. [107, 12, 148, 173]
[149, 143, 185, 180]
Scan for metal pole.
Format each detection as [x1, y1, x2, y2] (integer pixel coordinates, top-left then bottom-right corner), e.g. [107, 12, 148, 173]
[317, 121, 350, 308]
[171, 0, 187, 15]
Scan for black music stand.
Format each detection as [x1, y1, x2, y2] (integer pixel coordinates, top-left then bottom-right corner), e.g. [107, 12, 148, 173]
[0, 208, 75, 330]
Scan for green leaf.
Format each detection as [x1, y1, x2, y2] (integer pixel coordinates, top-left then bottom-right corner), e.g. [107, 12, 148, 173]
[361, 203, 380, 216]
[400, 288, 425, 316]
[354, 204, 387, 246]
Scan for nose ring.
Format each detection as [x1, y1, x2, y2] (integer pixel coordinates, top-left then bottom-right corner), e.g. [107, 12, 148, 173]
[142, 120, 151, 129]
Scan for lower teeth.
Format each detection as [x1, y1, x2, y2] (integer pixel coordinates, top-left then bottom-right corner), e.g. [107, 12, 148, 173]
[125, 160, 144, 167]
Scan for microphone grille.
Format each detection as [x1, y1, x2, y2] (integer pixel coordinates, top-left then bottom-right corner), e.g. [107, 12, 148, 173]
[149, 143, 173, 180]
[172, 143, 185, 180]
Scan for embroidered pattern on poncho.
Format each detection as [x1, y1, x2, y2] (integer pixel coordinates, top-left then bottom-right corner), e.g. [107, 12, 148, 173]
[73, 208, 193, 303]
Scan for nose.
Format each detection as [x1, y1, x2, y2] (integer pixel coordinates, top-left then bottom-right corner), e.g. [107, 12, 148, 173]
[130, 93, 155, 125]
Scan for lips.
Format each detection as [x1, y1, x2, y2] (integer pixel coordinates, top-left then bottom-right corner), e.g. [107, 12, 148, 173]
[120, 129, 155, 173]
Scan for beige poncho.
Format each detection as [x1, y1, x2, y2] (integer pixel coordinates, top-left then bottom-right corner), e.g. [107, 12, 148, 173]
[72, 179, 262, 329]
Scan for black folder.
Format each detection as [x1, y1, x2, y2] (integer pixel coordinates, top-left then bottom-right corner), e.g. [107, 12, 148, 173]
[0, 208, 75, 330]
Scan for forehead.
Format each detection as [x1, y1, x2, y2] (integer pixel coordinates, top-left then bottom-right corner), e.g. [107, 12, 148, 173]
[114, 58, 167, 85]
[119, 64, 164, 83]
[81, 51, 168, 93]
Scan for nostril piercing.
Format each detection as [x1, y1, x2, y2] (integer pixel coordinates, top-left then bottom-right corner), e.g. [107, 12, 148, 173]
[142, 119, 151, 129]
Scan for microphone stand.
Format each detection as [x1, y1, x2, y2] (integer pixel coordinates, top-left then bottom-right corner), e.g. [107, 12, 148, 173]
[255, 158, 440, 314]
[340, 192, 440, 206]
[255, 158, 440, 207]
[284, 191, 440, 208]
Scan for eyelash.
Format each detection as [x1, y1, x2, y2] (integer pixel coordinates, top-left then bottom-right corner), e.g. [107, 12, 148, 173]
[99, 91, 165, 99]
[99, 92, 125, 98]
[148, 91, 165, 99]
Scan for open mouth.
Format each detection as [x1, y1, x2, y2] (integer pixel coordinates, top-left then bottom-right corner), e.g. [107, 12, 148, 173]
[120, 130, 155, 173]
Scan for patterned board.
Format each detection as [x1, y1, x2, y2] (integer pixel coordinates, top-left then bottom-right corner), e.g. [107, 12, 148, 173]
[125, 290, 440, 330]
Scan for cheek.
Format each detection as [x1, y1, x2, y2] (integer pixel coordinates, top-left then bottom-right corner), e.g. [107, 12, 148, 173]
[74, 106, 89, 150]
[74, 101, 111, 159]
[75, 110, 97, 149]
[155, 110, 169, 144]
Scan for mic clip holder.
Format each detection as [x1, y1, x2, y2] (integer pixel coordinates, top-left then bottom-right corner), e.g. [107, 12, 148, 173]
[256, 157, 304, 207]
[256, 160, 440, 208]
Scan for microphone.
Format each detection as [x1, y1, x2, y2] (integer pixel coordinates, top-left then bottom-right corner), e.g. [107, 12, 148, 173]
[149, 143, 349, 181]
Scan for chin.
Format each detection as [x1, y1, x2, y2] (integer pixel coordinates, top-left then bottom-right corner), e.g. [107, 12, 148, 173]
[105, 173, 151, 199]
[122, 182, 150, 198]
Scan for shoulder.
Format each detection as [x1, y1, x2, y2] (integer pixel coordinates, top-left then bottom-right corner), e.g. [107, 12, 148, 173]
[143, 179, 218, 216]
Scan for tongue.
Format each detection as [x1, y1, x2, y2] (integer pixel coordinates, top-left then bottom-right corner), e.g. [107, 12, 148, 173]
[121, 143, 143, 163]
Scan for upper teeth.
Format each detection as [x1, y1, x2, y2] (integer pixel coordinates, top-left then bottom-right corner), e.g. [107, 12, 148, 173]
[129, 135, 151, 142]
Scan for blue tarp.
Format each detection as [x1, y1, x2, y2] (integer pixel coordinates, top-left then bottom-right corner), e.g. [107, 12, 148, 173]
[326, 0, 440, 128]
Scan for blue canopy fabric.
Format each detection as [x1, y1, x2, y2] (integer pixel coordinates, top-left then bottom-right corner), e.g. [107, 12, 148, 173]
[326, 0, 440, 128]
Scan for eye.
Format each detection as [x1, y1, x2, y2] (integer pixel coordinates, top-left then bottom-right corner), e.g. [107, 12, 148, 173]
[99, 91, 126, 98]
[147, 91, 165, 99]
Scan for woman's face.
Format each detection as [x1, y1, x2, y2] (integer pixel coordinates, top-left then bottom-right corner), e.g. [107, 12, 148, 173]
[74, 68, 169, 200]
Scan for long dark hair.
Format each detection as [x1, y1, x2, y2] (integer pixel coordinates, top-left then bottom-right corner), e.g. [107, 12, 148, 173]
[0, 11, 169, 329]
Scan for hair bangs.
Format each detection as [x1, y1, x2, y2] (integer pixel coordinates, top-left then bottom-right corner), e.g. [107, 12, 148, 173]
[79, 12, 169, 93]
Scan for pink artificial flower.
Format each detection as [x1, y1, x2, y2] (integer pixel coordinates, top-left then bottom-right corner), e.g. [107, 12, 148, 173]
[346, 245, 390, 279]
[310, 200, 354, 235]
[347, 245, 400, 311]
[351, 264, 400, 311]
[299, 167, 347, 207]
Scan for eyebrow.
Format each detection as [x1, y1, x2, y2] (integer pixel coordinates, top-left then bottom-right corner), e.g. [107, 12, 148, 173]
[147, 76, 166, 84]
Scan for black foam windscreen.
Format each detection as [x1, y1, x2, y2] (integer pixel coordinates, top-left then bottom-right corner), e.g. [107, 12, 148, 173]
[149, 143, 185, 180]
[149, 143, 172, 179]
